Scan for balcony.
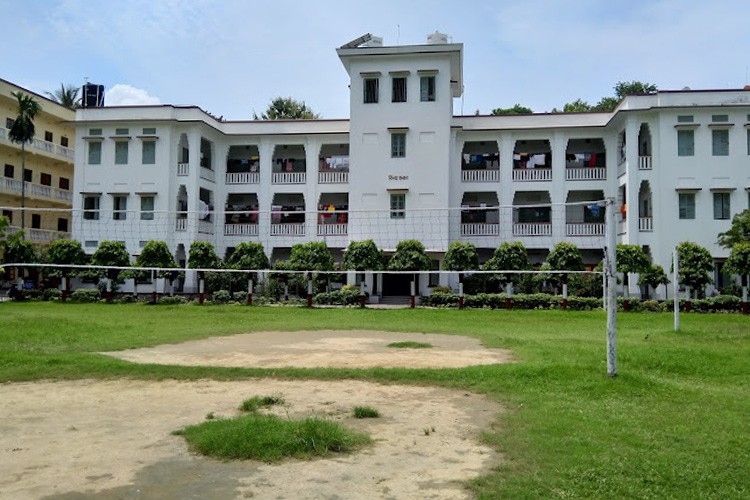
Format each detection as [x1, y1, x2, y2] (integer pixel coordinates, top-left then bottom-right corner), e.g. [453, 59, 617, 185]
[460, 223, 499, 237]
[565, 167, 606, 181]
[513, 222, 552, 236]
[226, 172, 259, 184]
[200, 167, 215, 182]
[566, 223, 605, 236]
[175, 218, 187, 231]
[272, 172, 306, 184]
[0, 127, 75, 161]
[512, 168, 552, 182]
[7, 226, 70, 243]
[225, 223, 259, 236]
[1, 178, 72, 203]
[317, 223, 348, 236]
[638, 156, 652, 170]
[638, 217, 653, 232]
[177, 163, 189, 176]
[461, 169, 499, 183]
[318, 171, 349, 184]
[271, 223, 305, 236]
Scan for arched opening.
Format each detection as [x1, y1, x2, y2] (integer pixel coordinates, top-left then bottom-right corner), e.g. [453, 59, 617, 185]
[461, 141, 499, 182]
[460, 191, 499, 236]
[317, 192, 349, 237]
[319, 143, 349, 184]
[272, 144, 307, 184]
[638, 124, 653, 170]
[565, 190, 605, 236]
[565, 138, 606, 180]
[226, 145, 260, 184]
[175, 185, 188, 231]
[225, 193, 259, 236]
[638, 180, 653, 231]
[177, 134, 189, 176]
[513, 139, 551, 181]
[271, 193, 306, 236]
[512, 191, 552, 236]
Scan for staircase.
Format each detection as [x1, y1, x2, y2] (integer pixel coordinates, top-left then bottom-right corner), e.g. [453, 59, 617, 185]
[376, 295, 413, 307]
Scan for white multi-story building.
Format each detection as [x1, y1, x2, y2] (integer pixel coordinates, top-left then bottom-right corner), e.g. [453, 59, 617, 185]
[72, 34, 750, 297]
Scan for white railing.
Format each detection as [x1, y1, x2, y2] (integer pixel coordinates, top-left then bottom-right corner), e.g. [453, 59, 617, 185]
[226, 172, 260, 184]
[198, 220, 214, 234]
[175, 218, 187, 231]
[272, 172, 306, 184]
[318, 171, 349, 184]
[200, 167, 215, 182]
[512, 168, 552, 182]
[0, 128, 5, 140]
[224, 223, 259, 236]
[461, 169, 499, 182]
[638, 156, 652, 170]
[566, 223, 605, 236]
[618, 220, 626, 235]
[177, 163, 189, 176]
[513, 222, 552, 236]
[317, 223, 348, 236]
[55, 144, 75, 160]
[2, 177, 23, 194]
[1, 179, 72, 202]
[639, 217, 653, 232]
[7, 226, 69, 243]
[565, 167, 606, 181]
[32, 138, 55, 154]
[271, 223, 305, 236]
[460, 223, 500, 236]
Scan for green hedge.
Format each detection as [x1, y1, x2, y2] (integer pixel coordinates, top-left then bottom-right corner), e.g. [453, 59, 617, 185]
[313, 289, 362, 306]
[70, 289, 102, 303]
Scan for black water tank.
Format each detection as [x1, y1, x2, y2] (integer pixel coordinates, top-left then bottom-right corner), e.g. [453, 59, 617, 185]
[82, 84, 105, 108]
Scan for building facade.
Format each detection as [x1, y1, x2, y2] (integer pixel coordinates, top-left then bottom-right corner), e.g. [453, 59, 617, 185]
[71, 35, 750, 297]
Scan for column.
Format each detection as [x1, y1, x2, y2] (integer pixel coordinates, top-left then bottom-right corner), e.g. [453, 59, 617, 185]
[498, 135, 515, 241]
[257, 140, 274, 257]
[550, 132, 567, 241]
[305, 138, 322, 242]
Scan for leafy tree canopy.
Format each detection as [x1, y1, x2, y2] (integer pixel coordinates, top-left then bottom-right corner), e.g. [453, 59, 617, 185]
[135, 241, 176, 270]
[674, 241, 713, 292]
[717, 209, 750, 249]
[342, 240, 383, 271]
[552, 98, 592, 113]
[2, 231, 36, 264]
[547, 242, 584, 284]
[483, 242, 530, 284]
[45, 83, 81, 109]
[491, 104, 532, 115]
[637, 264, 670, 289]
[723, 242, 750, 278]
[614, 81, 658, 99]
[91, 240, 130, 279]
[46, 239, 88, 277]
[226, 242, 269, 271]
[253, 97, 320, 120]
[616, 244, 651, 275]
[387, 240, 431, 271]
[443, 242, 479, 271]
[188, 241, 222, 270]
[288, 242, 334, 271]
[8, 91, 41, 144]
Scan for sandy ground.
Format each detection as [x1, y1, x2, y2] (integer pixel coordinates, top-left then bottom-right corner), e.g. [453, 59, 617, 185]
[1, 331, 511, 499]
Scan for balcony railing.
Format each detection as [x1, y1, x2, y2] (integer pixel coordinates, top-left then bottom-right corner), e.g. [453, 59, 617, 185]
[318, 171, 349, 184]
[638, 216, 653, 232]
[7, 226, 69, 243]
[638, 156, 652, 170]
[177, 163, 189, 176]
[226, 172, 259, 184]
[565, 167, 606, 181]
[224, 223, 259, 236]
[566, 223, 605, 236]
[1, 178, 72, 203]
[198, 220, 214, 234]
[513, 222, 552, 236]
[460, 223, 499, 236]
[271, 223, 305, 236]
[461, 169, 499, 182]
[175, 218, 187, 231]
[317, 223, 348, 236]
[272, 172, 306, 184]
[0, 127, 75, 160]
[200, 167, 215, 182]
[512, 168, 552, 182]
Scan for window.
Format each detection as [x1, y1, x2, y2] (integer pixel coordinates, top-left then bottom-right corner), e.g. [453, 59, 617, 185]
[140, 196, 155, 220]
[113, 195, 127, 220]
[31, 214, 41, 229]
[391, 133, 406, 158]
[420, 76, 436, 102]
[392, 77, 407, 102]
[712, 129, 729, 156]
[59, 177, 70, 190]
[142, 127, 156, 135]
[713, 192, 730, 220]
[390, 193, 406, 219]
[2, 209, 12, 223]
[83, 195, 100, 220]
[4, 164, 13, 178]
[44, 131, 53, 142]
[142, 140, 156, 164]
[677, 129, 694, 156]
[712, 114, 729, 123]
[57, 218, 68, 232]
[364, 78, 379, 103]
[40, 173, 52, 186]
[85, 240, 98, 249]
[61, 136, 69, 147]
[678, 193, 695, 219]
[88, 141, 102, 164]
[115, 141, 129, 164]
[89, 128, 102, 136]
[23, 169, 32, 182]
[5, 117, 14, 128]
[677, 115, 694, 123]
[115, 128, 129, 135]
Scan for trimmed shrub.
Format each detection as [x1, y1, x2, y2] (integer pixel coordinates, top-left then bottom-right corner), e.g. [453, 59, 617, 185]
[158, 295, 188, 305]
[43, 288, 62, 301]
[212, 290, 232, 304]
[70, 289, 102, 303]
[234, 291, 248, 303]
[314, 289, 361, 306]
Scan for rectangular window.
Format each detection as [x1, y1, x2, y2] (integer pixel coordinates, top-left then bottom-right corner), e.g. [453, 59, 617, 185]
[677, 115, 694, 123]
[88, 141, 102, 164]
[677, 129, 694, 156]
[392, 77, 407, 102]
[23, 169, 32, 182]
[115, 141, 129, 164]
[31, 213, 41, 229]
[59, 177, 70, 190]
[2, 209, 12, 223]
[712, 129, 729, 156]
[40, 173, 52, 186]
[713, 192, 730, 220]
[61, 136, 69, 147]
[83, 195, 100, 220]
[85, 240, 98, 248]
[711, 114, 729, 123]
[4, 164, 13, 178]
[115, 128, 129, 135]
[142, 140, 156, 164]
[57, 218, 68, 232]
[142, 127, 156, 135]
[140, 196, 155, 220]
[89, 128, 102, 136]
[390, 193, 406, 219]
[391, 133, 406, 158]
[5, 117, 14, 128]
[678, 193, 695, 219]
[113, 195, 127, 220]
[364, 78, 379, 104]
[44, 131, 53, 142]
[420, 76, 436, 102]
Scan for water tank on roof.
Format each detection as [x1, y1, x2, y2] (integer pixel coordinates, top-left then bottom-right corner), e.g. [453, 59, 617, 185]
[82, 84, 105, 108]
[427, 31, 448, 44]
[364, 36, 383, 47]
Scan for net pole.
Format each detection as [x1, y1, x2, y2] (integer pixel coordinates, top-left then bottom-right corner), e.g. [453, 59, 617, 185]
[605, 198, 618, 377]
[673, 248, 680, 332]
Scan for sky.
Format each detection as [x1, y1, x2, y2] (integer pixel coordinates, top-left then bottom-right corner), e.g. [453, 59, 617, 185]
[3, 0, 750, 120]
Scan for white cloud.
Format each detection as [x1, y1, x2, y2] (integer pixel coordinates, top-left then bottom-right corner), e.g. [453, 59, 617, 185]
[105, 84, 161, 106]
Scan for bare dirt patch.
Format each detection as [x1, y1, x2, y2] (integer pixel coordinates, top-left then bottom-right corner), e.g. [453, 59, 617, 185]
[102, 330, 513, 369]
[0, 379, 502, 499]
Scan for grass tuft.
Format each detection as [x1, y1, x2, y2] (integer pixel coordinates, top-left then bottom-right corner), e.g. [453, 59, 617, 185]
[353, 406, 380, 418]
[386, 341, 433, 349]
[239, 394, 285, 412]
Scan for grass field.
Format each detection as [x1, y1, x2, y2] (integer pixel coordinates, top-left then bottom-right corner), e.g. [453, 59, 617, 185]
[2, 302, 748, 498]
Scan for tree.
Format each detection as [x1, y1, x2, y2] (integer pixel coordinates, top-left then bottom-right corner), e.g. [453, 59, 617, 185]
[561, 98, 592, 113]
[717, 209, 750, 249]
[253, 97, 320, 120]
[637, 265, 670, 298]
[46, 239, 88, 299]
[592, 96, 621, 112]
[133, 240, 177, 300]
[547, 242, 584, 291]
[45, 83, 81, 109]
[2, 231, 36, 283]
[342, 240, 383, 271]
[616, 244, 651, 300]
[388, 240, 431, 271]
[483, 242, 530, 288]
[226, 242, 269, 274]
[614, 81, 658, 99]
[288, 241, 334, 272]
[723, 242, 750, 313]
[675, 242, 713, 298]
[443, 241, 479, 280]
[91, 240, 130, 281]
[491, 104, 532, 115]
[7, 91, 41, 238]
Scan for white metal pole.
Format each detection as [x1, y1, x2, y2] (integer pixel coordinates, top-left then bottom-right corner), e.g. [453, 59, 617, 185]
[605, 198, 617, 377]
[673, 248, 680, 332]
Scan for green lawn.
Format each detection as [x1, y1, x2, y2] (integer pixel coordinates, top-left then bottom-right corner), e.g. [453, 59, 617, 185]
[1, 302, 748, 498]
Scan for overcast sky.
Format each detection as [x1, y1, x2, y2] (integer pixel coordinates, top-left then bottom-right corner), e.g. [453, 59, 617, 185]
[4, 0, 749, 119]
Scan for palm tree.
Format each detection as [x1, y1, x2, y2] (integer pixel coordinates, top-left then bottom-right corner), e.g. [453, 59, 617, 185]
[7, 91, 41, 239]
[45, 84, 80, 109]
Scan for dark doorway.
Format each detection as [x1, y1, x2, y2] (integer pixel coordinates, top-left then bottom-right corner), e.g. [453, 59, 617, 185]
[381, 273, 417, 296]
